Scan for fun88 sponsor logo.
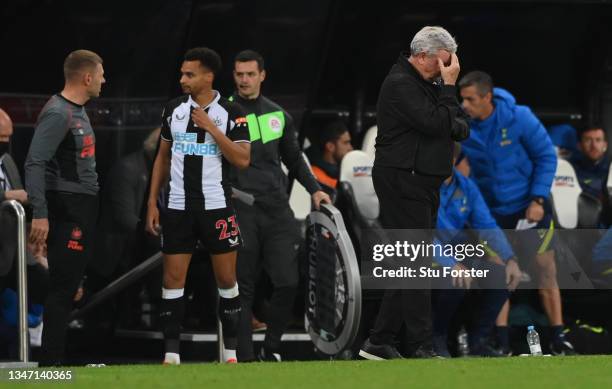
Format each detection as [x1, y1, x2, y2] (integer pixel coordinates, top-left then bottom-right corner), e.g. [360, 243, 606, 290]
[172, 132, 219, 156]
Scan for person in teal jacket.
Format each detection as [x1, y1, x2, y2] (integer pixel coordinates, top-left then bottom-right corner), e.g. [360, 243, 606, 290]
[432, 144, 521, 357]
[459, 71, 575, 355]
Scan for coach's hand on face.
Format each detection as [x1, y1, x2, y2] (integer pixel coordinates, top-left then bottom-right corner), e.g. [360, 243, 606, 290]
[145, 205, 161, 237]
[438, 53, 460, 86]
[191, 108, 216, 132]
[29, 218, 49, 245]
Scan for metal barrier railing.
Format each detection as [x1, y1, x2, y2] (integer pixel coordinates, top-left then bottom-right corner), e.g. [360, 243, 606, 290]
[69, 251, 163, 320]
[69, 250, 226, 363]
[0, 200, 29, 364]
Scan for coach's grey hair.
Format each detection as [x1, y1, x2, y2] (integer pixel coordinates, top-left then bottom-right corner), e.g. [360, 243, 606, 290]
[410, 26, 457, 56]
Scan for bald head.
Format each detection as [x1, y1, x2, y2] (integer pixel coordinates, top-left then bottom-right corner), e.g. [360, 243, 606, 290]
[0, 109, 13, 142]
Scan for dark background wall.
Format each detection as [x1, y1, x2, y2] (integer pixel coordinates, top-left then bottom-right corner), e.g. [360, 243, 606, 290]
[1, 0, 611, 157]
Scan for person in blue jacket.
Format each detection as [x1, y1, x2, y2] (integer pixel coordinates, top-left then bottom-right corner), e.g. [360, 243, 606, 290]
[0, 288, 44, 358]
[571, 125, 610, 203]
[571, 124, 611, 227]
[458, 71, 575, 355]
[432, 143, 522, 357]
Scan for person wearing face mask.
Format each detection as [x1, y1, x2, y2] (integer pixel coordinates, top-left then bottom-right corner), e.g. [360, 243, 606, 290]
[0, 109, 28, 208]
[0, 108, 29, 283]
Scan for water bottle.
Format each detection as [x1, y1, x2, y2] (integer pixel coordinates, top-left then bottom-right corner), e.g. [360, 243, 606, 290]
[526, 325, 542, 356]
[457, 327, 469, 357]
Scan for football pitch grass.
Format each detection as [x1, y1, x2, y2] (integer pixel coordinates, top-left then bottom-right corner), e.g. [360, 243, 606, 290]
[7, 355, 612, 389]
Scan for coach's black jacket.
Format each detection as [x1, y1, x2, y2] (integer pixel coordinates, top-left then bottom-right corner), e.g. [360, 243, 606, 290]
[375, 52, 469, 177]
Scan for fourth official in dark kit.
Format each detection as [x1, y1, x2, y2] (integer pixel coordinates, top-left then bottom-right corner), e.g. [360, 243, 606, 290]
[359, 26, 470, 360]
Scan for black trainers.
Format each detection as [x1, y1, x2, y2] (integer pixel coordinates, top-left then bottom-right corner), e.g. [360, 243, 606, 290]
[258, 347, 282, 362]
[413, 345, 444, 359]
[550, 340, 577, 356]
[494, 346, 513, 357]
[469, 343, 506, 357]
[432, 335, 451, 358]
[358, 338, 403, 360]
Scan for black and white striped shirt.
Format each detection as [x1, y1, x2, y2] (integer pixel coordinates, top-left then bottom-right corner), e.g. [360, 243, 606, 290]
[160, 92, 249, 211]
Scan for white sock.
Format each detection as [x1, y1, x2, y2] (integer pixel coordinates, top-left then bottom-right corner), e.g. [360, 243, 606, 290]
[162, 288, 184, 299]
[224, 349, 237, 362]
[164, 352, 181, 365]
[218, 284, 239, 299]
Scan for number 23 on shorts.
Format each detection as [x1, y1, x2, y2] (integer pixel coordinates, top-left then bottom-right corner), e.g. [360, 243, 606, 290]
[215, 215, 239, 240]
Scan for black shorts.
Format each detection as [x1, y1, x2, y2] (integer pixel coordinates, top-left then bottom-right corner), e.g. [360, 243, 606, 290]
[161, 207, 242, 255]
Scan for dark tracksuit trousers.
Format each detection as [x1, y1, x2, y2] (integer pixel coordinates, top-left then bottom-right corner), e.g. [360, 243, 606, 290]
[40, 191, 98, 365]
[432, 260, 509, 348]
[235, 201, 300, 361]
[370, 166, 444, 353]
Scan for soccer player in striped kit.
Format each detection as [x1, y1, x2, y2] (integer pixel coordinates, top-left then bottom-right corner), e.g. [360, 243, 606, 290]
[146, 47, 251, 364]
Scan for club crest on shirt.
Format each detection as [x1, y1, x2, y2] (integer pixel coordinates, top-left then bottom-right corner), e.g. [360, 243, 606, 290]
[71, 227, 82, 240]
[269, 116, 282, 133]
[67, 226, 84, 251]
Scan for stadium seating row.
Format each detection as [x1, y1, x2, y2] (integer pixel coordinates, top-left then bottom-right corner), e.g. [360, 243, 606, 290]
[351, 125, 612, 230]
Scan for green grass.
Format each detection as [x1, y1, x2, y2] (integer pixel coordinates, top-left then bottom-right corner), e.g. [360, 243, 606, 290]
[6, 356, 612, 389]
